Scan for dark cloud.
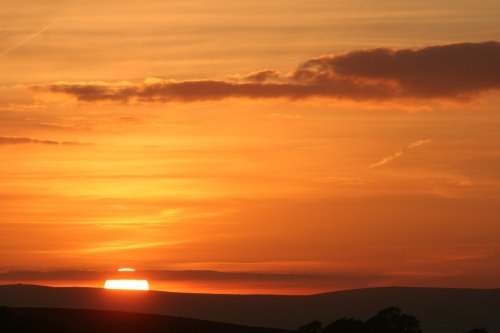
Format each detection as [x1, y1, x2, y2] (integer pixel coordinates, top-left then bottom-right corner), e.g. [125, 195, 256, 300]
[0, 136, 87, 145]
[297, 41, 500, 98]
[35, 78, 393, 103]
[0, 270, 377, 284]
[33, 41, 500, 103]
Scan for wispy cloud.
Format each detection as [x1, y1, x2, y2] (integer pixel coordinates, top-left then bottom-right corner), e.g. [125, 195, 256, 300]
[0, 136, 87, 146]
[370, 139, 431, 168]
[32, 41, 500, 103]
[76, 241, 179, 253]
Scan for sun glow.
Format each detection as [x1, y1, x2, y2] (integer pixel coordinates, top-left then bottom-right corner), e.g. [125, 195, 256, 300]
[104, 279, 149, 290]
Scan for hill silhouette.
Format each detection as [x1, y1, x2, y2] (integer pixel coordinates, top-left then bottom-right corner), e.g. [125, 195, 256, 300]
[0, 307, 291, 333]
[0, 284, 499, 333]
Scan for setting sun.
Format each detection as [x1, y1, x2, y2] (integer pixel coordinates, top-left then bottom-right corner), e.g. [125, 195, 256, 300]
[104, 279, 149, 291]
[104, 268, 149, 290]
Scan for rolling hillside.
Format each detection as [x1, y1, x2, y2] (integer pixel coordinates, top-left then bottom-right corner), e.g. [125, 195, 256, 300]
[0, 307, 291, 333]
[0, 285, 498, 332]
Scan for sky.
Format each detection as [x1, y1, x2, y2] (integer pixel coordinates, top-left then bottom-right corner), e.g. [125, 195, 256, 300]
[0, 0, 499, 294]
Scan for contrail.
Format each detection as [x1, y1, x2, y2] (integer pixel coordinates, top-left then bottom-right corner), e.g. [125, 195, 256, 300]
[0, 20, 60, 57]
[370, 139, 431, 168]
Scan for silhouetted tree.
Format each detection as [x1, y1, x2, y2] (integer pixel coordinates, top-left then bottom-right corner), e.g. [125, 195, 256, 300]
[365, 307, 421, 333]
[323, 317, 366, 333]
[297, 320, 323, 333]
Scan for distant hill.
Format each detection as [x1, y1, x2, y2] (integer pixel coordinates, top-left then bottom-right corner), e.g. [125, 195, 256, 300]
[0, 284, 499, 333]
[1, 307, 291, 333]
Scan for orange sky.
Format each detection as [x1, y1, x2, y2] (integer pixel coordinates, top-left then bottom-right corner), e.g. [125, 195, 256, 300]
[0, 0, 499, 294]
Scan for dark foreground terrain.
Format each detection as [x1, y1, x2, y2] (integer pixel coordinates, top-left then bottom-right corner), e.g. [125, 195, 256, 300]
[0, 307, 291, 333]
[0, 285, 499, 332]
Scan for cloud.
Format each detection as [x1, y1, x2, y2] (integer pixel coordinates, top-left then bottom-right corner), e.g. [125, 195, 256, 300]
[0, 269, 383, 293]
[76, 241, 179, 253]
[0, 136, 87, 146]
[0, 269, 375, 283]
[299, 41, 500, 99]
[243, 69, 282, 83]
[32, 41, 500, 103]
[370, 139, 431, 168]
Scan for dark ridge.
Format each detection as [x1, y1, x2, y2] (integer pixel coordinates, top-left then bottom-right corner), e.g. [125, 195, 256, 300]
[1, 307, 291, 333]
[1, 284, 499, 333]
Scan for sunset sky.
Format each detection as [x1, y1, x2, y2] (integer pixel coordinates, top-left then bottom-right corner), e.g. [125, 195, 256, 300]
[1, 0, 499, 294]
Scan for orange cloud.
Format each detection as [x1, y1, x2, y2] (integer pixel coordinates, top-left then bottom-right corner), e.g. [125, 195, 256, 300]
[243, 69, 282, 83]
[32, 41, 500, 103]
